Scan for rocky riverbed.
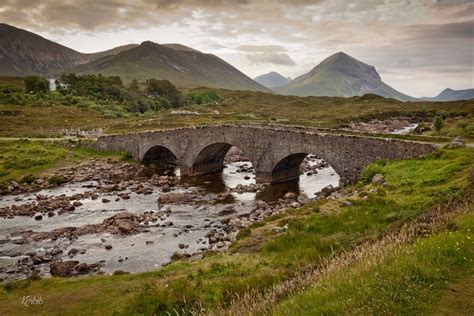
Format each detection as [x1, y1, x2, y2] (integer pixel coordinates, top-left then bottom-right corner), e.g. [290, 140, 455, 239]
[348, 118, 425, 135]
[0, 154, 339, 283]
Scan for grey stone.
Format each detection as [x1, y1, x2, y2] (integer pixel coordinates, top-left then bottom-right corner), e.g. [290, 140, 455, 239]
[372, 174, 385, 185]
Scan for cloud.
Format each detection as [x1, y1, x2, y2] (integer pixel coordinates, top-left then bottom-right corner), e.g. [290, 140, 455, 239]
[236, 44, 288, 52]
[245, 53, 297, 65]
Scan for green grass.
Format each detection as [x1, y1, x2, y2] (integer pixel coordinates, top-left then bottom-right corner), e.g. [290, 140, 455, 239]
[272, 210, 474, 315]
[0, 139, 126, 186]
[427, 116, 474, 141]
[0, 147, 472, 315]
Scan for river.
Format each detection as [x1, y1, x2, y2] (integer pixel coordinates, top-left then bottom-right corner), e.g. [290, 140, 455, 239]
[0, 158, 339, 282]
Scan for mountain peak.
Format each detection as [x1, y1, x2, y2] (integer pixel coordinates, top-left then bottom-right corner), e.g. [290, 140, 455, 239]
[254, 71, 291, 88]
[423, 87, 474, 101]
[308, 52, 381, 82]
[276, 52, 416, 101]
[140, 40, 158, 47]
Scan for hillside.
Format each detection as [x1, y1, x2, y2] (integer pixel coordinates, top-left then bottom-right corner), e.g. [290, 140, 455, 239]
[254, 71, 291, 88]
[0, 23, 138, 77]
[67, 41, 269, 91]
[276, 52, 417, 101]
[422, 88, 474, 102]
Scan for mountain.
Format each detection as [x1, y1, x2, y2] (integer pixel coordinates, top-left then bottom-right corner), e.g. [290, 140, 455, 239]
[276, 52, 416, 101]
[422, 88, 474, 102]
[0, 23, 137, 76]
[254, 71, 291, 88]
[0, 23, 87, 76]
[67, 41, 269, 91]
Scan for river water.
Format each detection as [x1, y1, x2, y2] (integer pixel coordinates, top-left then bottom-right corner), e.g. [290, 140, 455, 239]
[0, 159, 339, 282]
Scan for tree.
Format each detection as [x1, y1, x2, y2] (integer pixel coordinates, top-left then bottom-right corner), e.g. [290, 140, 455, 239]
[434, 115, 444, 131]
[24, 76, 49, 94]
[145, 79, 182, 107]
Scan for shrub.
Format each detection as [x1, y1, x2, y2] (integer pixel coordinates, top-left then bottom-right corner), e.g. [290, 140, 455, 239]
[188, 89, 220, 105]
[47, 176, 67, 185]
[20, 174, 36, 184]
[359, 163, 384, 185]
[434, 115, 444, 131]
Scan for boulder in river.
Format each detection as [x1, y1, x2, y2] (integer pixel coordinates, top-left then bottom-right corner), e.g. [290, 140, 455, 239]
[320, 185, 336, 197]
[158, 192, 198, 204]
[50, 260, 79, 277]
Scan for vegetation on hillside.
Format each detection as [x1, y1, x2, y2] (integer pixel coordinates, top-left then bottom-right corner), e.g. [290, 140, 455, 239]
[0, 76, 472, 138]
[0, 147, 472, 315]
[0, 75, 224, 122]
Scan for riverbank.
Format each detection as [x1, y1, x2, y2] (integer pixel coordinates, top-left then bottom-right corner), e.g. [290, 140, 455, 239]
[0, 147, 472, 315]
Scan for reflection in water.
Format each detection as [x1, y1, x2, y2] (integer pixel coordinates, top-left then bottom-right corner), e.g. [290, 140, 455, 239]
[180, 160, 339, 202]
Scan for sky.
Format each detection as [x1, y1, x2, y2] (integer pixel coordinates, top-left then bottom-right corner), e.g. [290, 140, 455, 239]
[1, 0, 473, 97]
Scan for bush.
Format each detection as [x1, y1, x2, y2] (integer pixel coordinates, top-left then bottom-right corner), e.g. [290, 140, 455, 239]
[24, 76, 49, 94]
[188, 89, 220, 105]
[20, 174, 36, 184]
[359, 163, 384, 185]
[47, 176, 67, 185]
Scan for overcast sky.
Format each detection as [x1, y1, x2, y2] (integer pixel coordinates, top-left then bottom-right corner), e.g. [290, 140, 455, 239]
[1, 0, 472, 97]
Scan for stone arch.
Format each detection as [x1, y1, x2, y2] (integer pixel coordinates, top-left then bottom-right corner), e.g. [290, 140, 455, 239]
[192, 142, 252, 175]
[271, 152, 309, 184]
[141, 145, 179, 169]
[270, 152, 343, 185]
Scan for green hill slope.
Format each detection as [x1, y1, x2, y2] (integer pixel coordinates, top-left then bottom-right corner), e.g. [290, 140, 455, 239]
[67, 41, 269, 91]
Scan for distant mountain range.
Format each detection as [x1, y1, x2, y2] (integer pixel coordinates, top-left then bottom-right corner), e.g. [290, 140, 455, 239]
[1, 23, 472, 100]
[254, 71, 291, 88]
[275, 52, 417, 101]
[422, 88, 474, 102]
[0, 23, 267, 91]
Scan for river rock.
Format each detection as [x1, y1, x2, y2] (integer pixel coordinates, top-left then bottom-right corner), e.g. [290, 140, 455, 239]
[272, 224, 288, 233]
[161, 184, 171, 192]
[372, 174, 385, 185]
[50, 260, 79, 277]
[297, 193, 311, 205]
[158, 192, 197, 204]
[448, 137, 465, 149]
[320, 184, 336, 197]
[283, 192, 298, 200]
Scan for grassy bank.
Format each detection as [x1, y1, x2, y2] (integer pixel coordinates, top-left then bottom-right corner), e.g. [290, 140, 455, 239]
[0, 147, 472, 315]
[0, 139, 125, 186]
[272, 209, 474, 315]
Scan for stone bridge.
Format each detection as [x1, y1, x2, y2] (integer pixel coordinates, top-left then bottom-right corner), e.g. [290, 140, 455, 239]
[95, 125, 436, 184]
